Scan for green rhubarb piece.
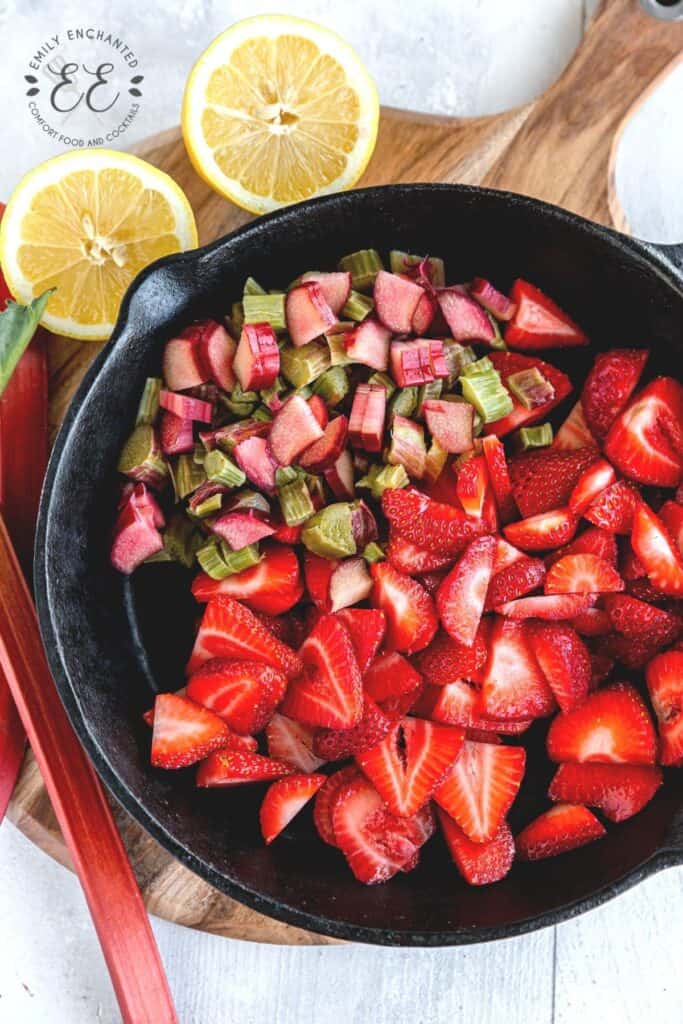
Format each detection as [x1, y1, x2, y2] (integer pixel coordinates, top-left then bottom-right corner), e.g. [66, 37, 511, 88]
[341, 290, 374, 322]
[172, 454, 206, 500]
[193, 492, 224, 518]
[487, 313, 507, 351]
[367, 371, 396, 398]
[204, 449, 246, 488]
[424, 438, 448, 485]
[231, 301, 244, 334]
[338, 249, 384, 291]
[193, 441, 206, 465]
[442, 341, 477, 387]
[0, 289, 52, 398]
[212, 419, 264, 453]
[218, 542, 262, 575]
[389, 251, 445, 287]
[387, 415, 427, 479]
[243, 276, 266, 296]
[260, 377, 285, 408]
[163, 514, 202, 568]
[243, 292, 287, 332]
[196, 539, 232, 579]
[281, 340, 330, 388]
[252, 406, 273, 422]
[117, 425, 168, 485]
[278, 476, 315, 527]
[326, 332, 353, 367]
[301, 502, 356, 559]
[389, 386, 418, 420]
[275, 466, 301, 487]
[516, 423, 554, 450]
[459, 358, 513, 423]
[358, 463, 409, 499]
[313, 366, 350, 406]
[135, 377, 162, 426]
[219, 382, 258, 418]
[463, 356, 494, 378]
[362, 541, 385, 564]
[416, 380, 443, 418]
[229, 489, 271, 514]
[507, 367, 555, 410]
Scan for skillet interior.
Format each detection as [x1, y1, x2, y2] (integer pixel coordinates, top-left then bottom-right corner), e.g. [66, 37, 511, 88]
[36, 184, 683, 945]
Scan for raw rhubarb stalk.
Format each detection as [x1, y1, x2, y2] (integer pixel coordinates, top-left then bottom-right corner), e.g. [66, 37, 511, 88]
[387, 415, 427, 479]
[343, 318, 392, 371]
[211, 509, 275, 549]
[286, 282, 338, 347]
[374, 271, 425, 333]
[269, 395, 325, 466]
[0, 516, 178, 1022]
[159, 389, 213, 423]
[423, 399, 474, 453]
[233, 323, 281, 391]
[412, 291, 437, 334]
[342, 289, 374, 322]
[313, 366, 349, 406]
[281, 339, 331, 388]
[324, 449, 355, 500]
[242, 293, 287, 332]
[469, 278, 517, 321]
[196, 321, 236, 390]
[338, 249, 384, 291]
[299, 271, 351, 315]
[162, 325, 208, 391]
[437, 287, 497, 344]
[390, 339, 439, 387]
[349, 384, 386, 452]
[233, 436, 278, 492]
[389, 251, 445, 288]
[117, 425, 168, 489]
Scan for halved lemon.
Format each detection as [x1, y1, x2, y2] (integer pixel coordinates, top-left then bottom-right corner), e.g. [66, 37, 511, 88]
[0, 150, 198, 341]
[182, 15, 379, 215]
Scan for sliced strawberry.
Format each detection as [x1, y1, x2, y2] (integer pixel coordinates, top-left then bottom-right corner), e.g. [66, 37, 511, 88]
[335, 608, 386, 675]
[382, 487, 487, 557]
[436, 536, 496, 647]
[659, 500, 683, 557]
[527, 622, 591, 713]
[598, 631, 667, 671]
[631, 501, 683, 596]
[568, 458, 617, 516]
[386, 529, 455, 575]
[548, 763, 662, 823]
[417, 569, 449, 595]
[415, 678, 532, 735]
[546, 683, 657, 765]
[481, 617, 555, 720]
[503, 508, 578, 552]
[314, 696, 393, 760]
[265, 713, 325, 773]
[495, 593, 593, 620]
[590, 651, 615, 688]
[191, 543, 303, 615]
[313, 765, 361, 845]
[370, 561, 438, 655]
[187, 597, 303, 678]
[303, 551, 337, 611]
[604, 377, 683, 487]
[504, 279, 587, 350]
[484, 556, 546, 610]
[481, 435, 517, 523]
[256, 610, 307, 649]
[515, 804, 605, 861]
[434, 739, 526, 843]
[508, 446, 599, 518]
[150, 693, 232, 769]
[286, 282, 337, 347]
[438, 809, 515, 885]
[259, 773, 326, 844]
[413, 625, 489, 687]
[646, 650, 683, 765]
[484, 351, 572, 437]
[186, 659, 287, 735]
[364, 651, 423, 701]
[455, 455, 489, 519]
[571, 607, 612, 637]
[544, 554, 623, 595]
[553, 400, 597, 451]
[356, 717, 464, 817]
[298, 415, 348, 472]
[331, 775, 424, 883]
[492, 537, 525, 573]
[603, 593, 681, 649]
[282, 614, 363, 729]
[546, 525, 618, 568]
[196, 750, 295, 786]
[581, 348, 649, 442]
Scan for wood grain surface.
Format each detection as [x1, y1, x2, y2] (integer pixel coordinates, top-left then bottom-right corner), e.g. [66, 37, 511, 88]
[7, 0, 683, 944]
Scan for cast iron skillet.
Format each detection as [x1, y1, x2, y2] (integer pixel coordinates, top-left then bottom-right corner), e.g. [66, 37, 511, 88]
[35, 184, 683, 946]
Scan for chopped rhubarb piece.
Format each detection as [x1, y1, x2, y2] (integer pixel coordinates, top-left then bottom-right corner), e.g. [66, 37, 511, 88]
[387, 414, 426, 478]
[234, 436, 279, 493]
[159, 389, 213, 423]
[411, 290, 436, 334]
[268, 394, 325, 466]
[374, 270, 425, 333]
[211, 509, 275, 550]
[204, 417, 270, 452]
[328, 557, 373, 611]
[299, 415, 348, 472]
[300, 271, 351, 314]
[437, 287, 497, 343]
[390, 340, 432, 387]
[343, 318, 392, 371]
[349, 384, 386, 453]
[469, 278, 517, 321]
[162, 325, 209, 390]
[110, 494, 163, 573]
[427, 339, 450, 379]
[504, 279, 588, 349]
[233, 323, 280, 390]
[423, 399, 474, 453]
[483, 351, 572, 437]
[159, 410, 194, 455]
[196, 320, 237, 390]
[324, 448, 355, 499]
[286, 282, 338, 347]
[307, 394, 329, 429]
[350, 499, 378, 550]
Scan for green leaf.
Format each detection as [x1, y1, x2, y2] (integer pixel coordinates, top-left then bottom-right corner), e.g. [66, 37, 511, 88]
[0, 290, 53, 398]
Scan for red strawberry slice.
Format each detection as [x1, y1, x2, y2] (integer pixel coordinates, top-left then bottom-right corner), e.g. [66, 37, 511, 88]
[415, 679, 532, 735]
[603, 593, 681, 649]
[481, 435, 517, 523]
[590, 651, 615, 688]
[604, 377, 683, 487]
[571, 607, 612, 637]
[546, 683, 657, 765]
[370, 561, 438, 654]
[196, 750, 295, 786]
[282, 614, 363, 729]
[413, 625, 489, 687]
[626, 578, 671, 604]
[356, 717, 464, 817]
[544, 554, 623, 595]
[314, 696, 394, 760]
[364, 651, 423, 702]
[417, 569, 449, 595]
[646, 650, 683, 765]
[527, 622, 591, 713]
[659, 500, 683, 556]
[437, 809, 515, 885]
[508, 446, 599, 518]
[150, 693, 232, 769]
[382, 487, 488, 557]
[186, 659, 287, 735]
[303, 551, 337, 611]
[492, 537, 525, 573]
[504, 279, 588, 350]
[191, 543, 303, 615]
[503, 507, 578, 552]
[515, 804, 605, 861]
[583, 480, 638, 534]
[631, 501, 683, 596]
[433, 739, 526, 843]
[386, 530, 455, 575]
[331, 775, 425, 883]
[546, 525, 618, 568]
[455, 455, 489, 519]
[187, 596, 303, 678]
[484, 556, 547, 610]
[481, 617, 555, 720]
[553, 400, 597, 451]
[335, 608, 386, 675]
[265, 713, 325, 773]
[255, 609, 307, 648]
[548, 763, 662, 822]
[568, 458, 617, 515]
[495, 593, 593, 620]
[259, 773, 326, 844]
[313, 765, 361, 846]
[436, 536, 496, 646]
[581, 347, 649, 442]
[484, 351, 572, 437]
[598, 631, 668, 671]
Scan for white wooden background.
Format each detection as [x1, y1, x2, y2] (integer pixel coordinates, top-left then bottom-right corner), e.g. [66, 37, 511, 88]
[1, 1, 683, 1021]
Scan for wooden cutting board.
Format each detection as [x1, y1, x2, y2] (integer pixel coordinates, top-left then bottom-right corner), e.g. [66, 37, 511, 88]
[7, 0, 683, 944]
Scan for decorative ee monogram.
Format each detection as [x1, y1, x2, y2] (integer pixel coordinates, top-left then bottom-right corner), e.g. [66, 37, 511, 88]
[48, 61, 120, 113]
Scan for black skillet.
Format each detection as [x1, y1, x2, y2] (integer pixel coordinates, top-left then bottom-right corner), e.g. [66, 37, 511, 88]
[35, 183, 683, 946]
